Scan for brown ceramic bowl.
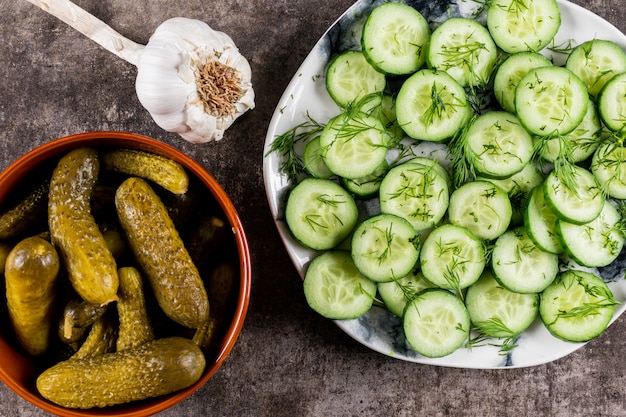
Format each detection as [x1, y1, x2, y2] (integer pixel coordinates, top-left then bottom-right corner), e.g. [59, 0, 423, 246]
[0, 131, 251, 416]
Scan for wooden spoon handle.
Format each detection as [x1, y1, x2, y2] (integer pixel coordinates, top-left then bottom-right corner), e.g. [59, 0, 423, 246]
[24, 0, 144, 66]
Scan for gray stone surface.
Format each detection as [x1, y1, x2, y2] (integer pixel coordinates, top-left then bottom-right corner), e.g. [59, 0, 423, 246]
[0, 0, 625, 416]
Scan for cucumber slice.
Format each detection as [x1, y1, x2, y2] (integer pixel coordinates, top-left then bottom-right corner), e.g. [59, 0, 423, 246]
[319, 111, 388, 179]
[535, 99, 605, 164]
[543, 165, 603, 225]
[448, 180, 512, 241]
[493, 52, 553, 113]
[361, 2, 430, 76]
[396, 69, 471, 142]
[487, 0, 561, 54]
[491, 226, 559, 293]
[465, 269, 539, 338]
[351, 213, 420, 283]
[591, 141, 626, 199]
[557, 200, 625, 268]
[377, 269, 435, 318]
[597, 72, 626, 133]
[341, 160, 388, 199]
[465, 111, 534, 179]
[406, 156, 453, 191]
[427, 17, 497, 88]
[285, 178, 358, 250]
[303, 136, 333, 179]
[539, 270, 617, 343]
[303, 250, 377, 320]
[420, 224, 486, 291]
[403, 289, 470, 358]
[515, 66, 589, 137]
[379, 162, 450, 232]
[325, 50, 386, 108]
[478, 162, 544, 226]
[524, 184, 565, 254]
[362, 93, 404, 147]
[566, 39, 626, 98]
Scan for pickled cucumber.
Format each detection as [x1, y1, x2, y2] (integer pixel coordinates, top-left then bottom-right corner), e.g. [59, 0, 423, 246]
[102, 148, 189, 195]
[0, 180, 48, 239]
[116, 267, 154, 351]
[115, 177, 209, 329]
[72, 313, 117, 359]
[58, 297, 107, 348]
[48, 148, 119, 306]
[5, 236, 60, 356]
[36, 337, 206, 409]
[193, 261, 237, 351]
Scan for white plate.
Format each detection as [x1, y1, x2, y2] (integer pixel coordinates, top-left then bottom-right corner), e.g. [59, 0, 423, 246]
[263, 0, 626, 368]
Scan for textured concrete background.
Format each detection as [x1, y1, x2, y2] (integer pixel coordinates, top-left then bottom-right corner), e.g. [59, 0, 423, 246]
[0, 0, 625, 416]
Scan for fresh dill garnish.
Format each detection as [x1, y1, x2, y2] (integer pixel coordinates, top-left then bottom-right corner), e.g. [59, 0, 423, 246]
[265, 112, 325, 183]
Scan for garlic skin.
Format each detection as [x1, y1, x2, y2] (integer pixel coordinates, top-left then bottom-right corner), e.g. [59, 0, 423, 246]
[136, 17, 255, 143]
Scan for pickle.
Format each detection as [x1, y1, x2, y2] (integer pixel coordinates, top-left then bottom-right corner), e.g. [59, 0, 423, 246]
[193, 261, 237, 351]
[48, 148, 119, 306]
[0, 241, 13, 272]
[37, 337, 206, 409]
[116, 267, 154, 351]
[186, 215, 226, 274]
[102, 148, 189, 195]
[72, 313, 117, 359]
[115, 177, 209, 329]
[0, 180, 49, 239]
[58, 298, 107, 347]
[5, 236, 60, 356]
[102, 229, 127, 261]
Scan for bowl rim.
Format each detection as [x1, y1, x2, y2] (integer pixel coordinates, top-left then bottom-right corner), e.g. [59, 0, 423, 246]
[0, 131, 252, 416]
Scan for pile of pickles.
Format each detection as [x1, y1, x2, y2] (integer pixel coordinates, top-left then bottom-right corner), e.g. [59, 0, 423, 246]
[0, 146, 238, 409]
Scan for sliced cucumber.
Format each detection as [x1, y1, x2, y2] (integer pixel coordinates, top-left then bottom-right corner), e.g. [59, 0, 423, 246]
[465, 111, 534, 179]
[591, 141, 626, 199]
[420, 224, 486, 291]
[396, 69, 471, 142]
[543, 165, 603, 224]
[379, 161, 450, 232]
[524, 184, 565, 254]
[303, 136, 333, 179]
[303, 250, 377, 320]
[487, 0, 561, 54]
[535, 99, 605, 164]
[597, 71, 626, 133]
[351, 213, 420, 283]
[465, 269, 539, 338]
[285, 178, 358, 250]
[362, 93, 404, 147]
[491, 226, 559, 293]
[566, 39, 626, 98]
[406, 156, 453, 191]
[319, 111, 388, 179]
[341, 160, 388, 199]
[361, 2, 430, 76]
[493, 51, 553, 113]
[557, 200, 625, 268]
[515, 66, 588, 137]
[325, 50, 386, 108]
[403, 289, 470, 358]
[448, 180, 512, 241]
[377, 269, 435, 318]
[539, 270, 617, 343]
[427, 17, 497, 88]
[478, 162, 544, 226]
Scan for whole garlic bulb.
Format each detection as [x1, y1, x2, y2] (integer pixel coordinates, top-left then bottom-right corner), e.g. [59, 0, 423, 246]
[24, 0, 255, 144]
[136, 18, 255, 143]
